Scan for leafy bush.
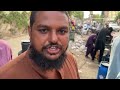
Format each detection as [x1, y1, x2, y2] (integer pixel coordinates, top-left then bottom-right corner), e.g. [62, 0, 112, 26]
[4, 11, 30, 30]
[0, 11, 30, 36]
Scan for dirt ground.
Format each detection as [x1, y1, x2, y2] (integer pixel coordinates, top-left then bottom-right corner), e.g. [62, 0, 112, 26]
[68, 33, 99, 79]
[4, 31, 120, 79]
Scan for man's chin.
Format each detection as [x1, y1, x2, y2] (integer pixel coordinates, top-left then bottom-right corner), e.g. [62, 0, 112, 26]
[29, 45, 68, 70]
[45, 54, 61, 61]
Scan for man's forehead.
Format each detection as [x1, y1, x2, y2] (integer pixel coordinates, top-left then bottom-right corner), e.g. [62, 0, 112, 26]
[34, 11, 69, 26]
[35, 11, 68, 20]
[36, 11, 67, 15]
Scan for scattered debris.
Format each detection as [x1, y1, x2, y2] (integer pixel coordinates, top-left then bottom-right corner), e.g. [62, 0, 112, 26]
[78, 70, 82, 73]
[69, 33, 87, 55]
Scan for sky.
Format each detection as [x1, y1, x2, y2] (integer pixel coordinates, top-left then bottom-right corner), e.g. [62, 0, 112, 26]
[84, 11, 102, 18]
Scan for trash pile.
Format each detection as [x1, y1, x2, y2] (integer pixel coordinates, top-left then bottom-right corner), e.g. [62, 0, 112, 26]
[68, 34, 87, 55]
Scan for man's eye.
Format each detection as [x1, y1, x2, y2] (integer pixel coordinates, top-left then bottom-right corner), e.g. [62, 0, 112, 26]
[59, 29, 68, 34]
[39, 29, 48, 34]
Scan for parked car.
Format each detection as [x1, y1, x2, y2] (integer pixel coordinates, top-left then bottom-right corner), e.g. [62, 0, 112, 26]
[109, 23, 120, 32]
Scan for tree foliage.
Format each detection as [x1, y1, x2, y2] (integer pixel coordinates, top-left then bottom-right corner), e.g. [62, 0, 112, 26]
[115, 12, 120, 22]
[0, 11, 30, 30]
[69, 11, 84, 20]
[92, 14, 103, 23]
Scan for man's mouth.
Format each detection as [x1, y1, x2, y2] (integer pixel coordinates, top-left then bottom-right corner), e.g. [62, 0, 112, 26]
[46, 45, 61, 55]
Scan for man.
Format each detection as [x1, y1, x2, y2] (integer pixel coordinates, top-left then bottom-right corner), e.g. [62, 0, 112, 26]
[92, 27, 108, 63]
[69, 20, 75, 42]
[0, 11, 80, 79]
[96, 23, 103, 34]
[107, 27, 113, 44]
[85, 34, 97, 60]
[106, 36, 120, 79]
[0, 39, 12, 67]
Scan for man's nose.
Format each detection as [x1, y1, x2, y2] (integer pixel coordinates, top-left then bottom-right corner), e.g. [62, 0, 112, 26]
[49, 31, 58, 43]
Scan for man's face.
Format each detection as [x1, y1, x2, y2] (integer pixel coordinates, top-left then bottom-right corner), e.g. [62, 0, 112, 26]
[28, 11, 69, 61]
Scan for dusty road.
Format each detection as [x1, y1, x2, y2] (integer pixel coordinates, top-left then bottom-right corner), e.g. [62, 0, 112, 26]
[6, 34, 29, 58]
[68, 33, 99, 79]
[4, 31, 120, 79]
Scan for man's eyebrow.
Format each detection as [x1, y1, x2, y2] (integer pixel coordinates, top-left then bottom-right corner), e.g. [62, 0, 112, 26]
[37, 24, 69, 29]
[37, 24, 50, 28]
[58, 26, 69, 29]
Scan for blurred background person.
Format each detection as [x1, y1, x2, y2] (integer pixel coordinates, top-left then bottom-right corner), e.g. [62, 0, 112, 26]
[85, 33, 97, 60]
[96, 23, 103, 34]
[106, 36, 120, 79]
[92, 28, 108, 63]
[0, 39, 12, 67]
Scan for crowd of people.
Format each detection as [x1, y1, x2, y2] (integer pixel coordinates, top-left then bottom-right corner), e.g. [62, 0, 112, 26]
[0, 11, 120, 79]
[85, 23, 113, 63]
[84, 23, 120, 79]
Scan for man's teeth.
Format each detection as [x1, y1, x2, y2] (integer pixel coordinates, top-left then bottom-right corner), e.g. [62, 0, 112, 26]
[50, 46, 57, 49]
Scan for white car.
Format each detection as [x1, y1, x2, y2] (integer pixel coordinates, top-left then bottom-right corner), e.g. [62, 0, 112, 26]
[109, 23, 120, 32]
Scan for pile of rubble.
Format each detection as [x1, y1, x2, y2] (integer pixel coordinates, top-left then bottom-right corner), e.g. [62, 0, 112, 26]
[68, 34, 87, 56]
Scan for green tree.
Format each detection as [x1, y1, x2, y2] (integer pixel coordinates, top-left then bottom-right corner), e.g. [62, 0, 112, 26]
[115, 12, 120, 22]
[68, 11, 72, 16]
[0, 11, 7, 23]
[69, 11, 84, 20]
[92, 14, 103, 23]
[4, 11, 29, 29]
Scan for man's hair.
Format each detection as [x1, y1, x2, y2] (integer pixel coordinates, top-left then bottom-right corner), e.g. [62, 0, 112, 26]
[30, 11, 70, 27]
[109, 27, 113, 33]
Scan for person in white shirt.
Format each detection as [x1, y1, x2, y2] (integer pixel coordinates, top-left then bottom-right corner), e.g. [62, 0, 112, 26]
[106, 36, 120, 79]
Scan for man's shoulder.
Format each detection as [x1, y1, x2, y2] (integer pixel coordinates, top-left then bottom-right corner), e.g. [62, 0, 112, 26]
[66, 51, 77, 63]
[66, 51, 74, 58]
[0, 39, 11, 48]
[0, 52, 27, 78]
[65, 51, 79, 78]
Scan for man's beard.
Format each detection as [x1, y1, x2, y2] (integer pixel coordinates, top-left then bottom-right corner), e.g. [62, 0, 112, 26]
[29, 43, 68, 71]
